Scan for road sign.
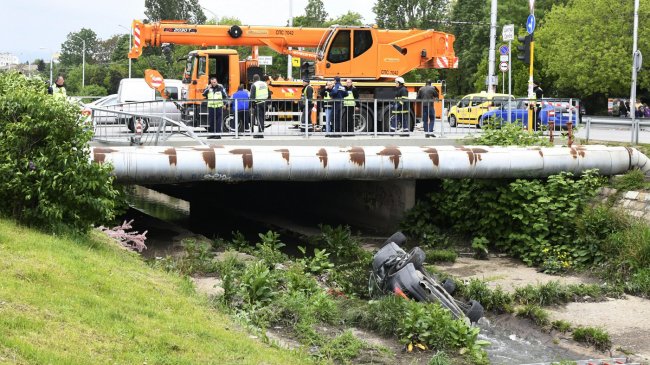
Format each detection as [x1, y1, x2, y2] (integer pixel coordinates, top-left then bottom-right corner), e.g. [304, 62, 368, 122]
[529, 0, 536, 14]
[526, 15, 536, 34]
[499, 45, 509, 55]
[258, 56, 273, 65]
[502, 24, 515, 42]
[292, 57, 301, 67]
[499, 62, 509, 72]
[500, 55, 509, 62]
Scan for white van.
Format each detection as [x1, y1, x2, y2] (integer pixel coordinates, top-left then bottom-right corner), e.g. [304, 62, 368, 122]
[117, 78, 184, 132]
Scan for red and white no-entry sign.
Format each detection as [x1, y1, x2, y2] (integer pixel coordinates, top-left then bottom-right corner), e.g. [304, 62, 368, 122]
[499, 62, 509, 72]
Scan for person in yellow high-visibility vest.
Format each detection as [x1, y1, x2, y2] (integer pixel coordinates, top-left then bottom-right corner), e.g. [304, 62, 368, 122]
[391, 77, 409, 134]
[48, 76, 66, 100]
[301, 78, 314, 127]
[319, 81, 334, 132]
[202, 77, 228, 139]
[250, 74, 269, 138]
[343, 79, 360, 133]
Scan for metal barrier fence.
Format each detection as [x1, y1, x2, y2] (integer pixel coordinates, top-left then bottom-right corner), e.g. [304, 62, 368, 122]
[89, 97, 582, 145]
[585, 116, 650, 145]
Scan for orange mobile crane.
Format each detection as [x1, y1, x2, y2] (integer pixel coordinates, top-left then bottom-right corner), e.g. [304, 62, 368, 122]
[128, 20, 458, 132]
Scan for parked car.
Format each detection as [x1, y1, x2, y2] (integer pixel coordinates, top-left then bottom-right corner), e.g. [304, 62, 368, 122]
[116, 78, 184, 132]
[448, 92, 514, 128]
[82, 94, 118, 125]
[369, 232, 484, 323]
[479, 99, 579, 130]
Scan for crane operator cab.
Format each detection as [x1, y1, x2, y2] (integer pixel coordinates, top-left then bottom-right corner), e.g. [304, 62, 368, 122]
[316, 26, 377, 79]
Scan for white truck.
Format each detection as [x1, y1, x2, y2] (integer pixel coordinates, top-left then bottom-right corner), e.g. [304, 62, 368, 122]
[116, 78, 184, 132]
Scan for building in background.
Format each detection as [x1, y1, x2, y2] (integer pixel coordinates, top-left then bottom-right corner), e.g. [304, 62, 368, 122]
[0, 53, 19, 67]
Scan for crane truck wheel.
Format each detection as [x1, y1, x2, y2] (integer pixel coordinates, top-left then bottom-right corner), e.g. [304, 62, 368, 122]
[228, 25, 243, 38]
[342, 105, 373, 133]
[222, 110, 245, 133]
[381, 108, 416, 133]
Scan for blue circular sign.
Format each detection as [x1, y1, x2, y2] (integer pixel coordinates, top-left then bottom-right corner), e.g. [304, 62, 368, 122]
[499, 45, 509, 55]
[526, 14, 536, 34]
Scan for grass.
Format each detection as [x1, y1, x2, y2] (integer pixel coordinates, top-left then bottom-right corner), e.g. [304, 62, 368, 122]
[609, 170, 649, 191]
[0, 219, 305, 365]
[513, 280, 608, 306]
[424, 249, 458, 263]
[572, 326, 612, 351]
[516, 305, 550, 326]
[551, 320, 573, 333]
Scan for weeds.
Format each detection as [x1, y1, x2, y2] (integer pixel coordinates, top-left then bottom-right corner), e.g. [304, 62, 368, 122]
[428, 351, 451, 365]
[425, 249, 457, 263]
[330, 253, 373, 299]
[316, 330, 366, 364]
[241, 261, 276, 306]
[297, 246, 334, 275]
[308, 224, 364, 260]
[516, 305, 550, 326]
[551, 320, 573, 333]
[464, 279, 513, 313]
[572, 326, 612, 351]
[610, 170, 647, 191]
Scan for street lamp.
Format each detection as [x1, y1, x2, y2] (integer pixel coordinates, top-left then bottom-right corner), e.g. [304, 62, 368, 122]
[117, 24, 132, 78]
[201, 6, 218, 20]
[71, 35, 86, 89]
[20, 53, 31, 77]
[39, 47, 53, 85]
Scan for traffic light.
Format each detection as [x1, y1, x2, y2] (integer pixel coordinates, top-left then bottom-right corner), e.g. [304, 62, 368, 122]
[517, 34, 532, 65]
[301, 61, 314, 79]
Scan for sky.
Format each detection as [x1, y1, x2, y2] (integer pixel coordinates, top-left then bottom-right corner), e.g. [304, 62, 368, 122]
[0, 0, 377, 63]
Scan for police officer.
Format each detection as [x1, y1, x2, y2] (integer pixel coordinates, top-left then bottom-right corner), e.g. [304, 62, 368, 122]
[250, 74, 269, 138]
[343, 79, 359, 133]
[319, 81, 334, 132]
[48, 76, 66, 99]
[301, 78, 314, 128]
[532, 80, 543, 129]
[392, 77, 409, 134]
[329, 75, 348, 136]
[202, 77, 228, 139]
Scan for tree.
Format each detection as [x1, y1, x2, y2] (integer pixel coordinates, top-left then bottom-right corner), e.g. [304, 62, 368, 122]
[111, 35, 131, 62]
[373, 0, 448, 29]
[60, 28, 99, 66]
[37, 59, 46, 72]
[324, 11, 364, 26]
[292, 0, 329, 27]
[535, 0, 650, 97]
[144, 0, 206, 24]
[96, 35, 121, 64]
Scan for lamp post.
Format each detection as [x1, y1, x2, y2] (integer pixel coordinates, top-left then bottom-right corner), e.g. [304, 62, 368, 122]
[39, 47, 53, 85]
[20, 53, 31, 77]
[71, 35, 85, 89]
[200, 8, 218, 49]
[117, 24, 132, 78]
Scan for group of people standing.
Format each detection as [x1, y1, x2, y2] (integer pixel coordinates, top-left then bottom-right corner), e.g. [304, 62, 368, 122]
[616, 100, 650, 118]
[204, 75, 441, 138]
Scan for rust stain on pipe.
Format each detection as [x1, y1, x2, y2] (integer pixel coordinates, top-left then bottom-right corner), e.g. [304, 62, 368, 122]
[345, 147, 365, 167]
[471, 148, 489, 153]
[422, 148, 439, 167]
[275, 149, 290, 165]
[317, 148, 328, 168]
[378, 147, 402, 169]
[539, 150, 544, 157]
[93, 147, 119, 164]
[570, 147, 578, 159]
[230, 149, 253, 169]
[161, 147, 177, 166]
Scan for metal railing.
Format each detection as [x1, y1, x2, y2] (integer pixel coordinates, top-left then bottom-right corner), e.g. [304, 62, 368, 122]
[584, 116, 650, 145]
[89, 97, 582, 144]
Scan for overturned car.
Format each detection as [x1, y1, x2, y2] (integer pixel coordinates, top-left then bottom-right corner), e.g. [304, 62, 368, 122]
[369, 232, 484, 323]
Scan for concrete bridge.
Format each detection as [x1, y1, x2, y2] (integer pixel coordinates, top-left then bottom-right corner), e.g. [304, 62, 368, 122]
[95, 143, 650, 232]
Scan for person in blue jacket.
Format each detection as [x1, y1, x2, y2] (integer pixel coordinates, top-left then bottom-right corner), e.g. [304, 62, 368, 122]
[232, 85, 250, 132]
[328, 75, 348, 135]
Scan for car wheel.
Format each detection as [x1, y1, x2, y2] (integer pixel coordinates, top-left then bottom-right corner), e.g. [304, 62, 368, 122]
[465, 300, 484, 323]
[478, 117, 484, 129]
[222, 109, 245, 133]
[383, 232, 407, 248]
[128, 118, 150, 133]
[388, 247, 426, 276]
[449, 114, 457, 127]
[441, 278, 457, 295]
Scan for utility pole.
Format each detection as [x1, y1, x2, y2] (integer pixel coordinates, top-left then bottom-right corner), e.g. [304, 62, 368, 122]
[72, 35, 86, 89]
[118, 24, 132, 78]
[487, 0, 497, 93]
[288, 0, 293, 80]
[39, 47, 53, 85]
[630, 0, 640, 145]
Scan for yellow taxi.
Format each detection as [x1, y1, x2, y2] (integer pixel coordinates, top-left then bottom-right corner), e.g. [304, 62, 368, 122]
[448, 92, 514, 128]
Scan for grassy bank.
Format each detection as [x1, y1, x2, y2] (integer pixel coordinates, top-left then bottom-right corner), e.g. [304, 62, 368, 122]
[0, 219, 305, 365]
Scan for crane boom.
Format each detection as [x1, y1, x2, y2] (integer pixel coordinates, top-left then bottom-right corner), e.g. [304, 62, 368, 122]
[129, 20, 458, 81]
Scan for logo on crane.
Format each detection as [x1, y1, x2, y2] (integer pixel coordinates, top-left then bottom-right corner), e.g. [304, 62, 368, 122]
[163, 28, 198, 33]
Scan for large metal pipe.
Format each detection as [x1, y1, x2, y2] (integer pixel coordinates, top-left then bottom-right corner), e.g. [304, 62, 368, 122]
[92, 145, 650, 184]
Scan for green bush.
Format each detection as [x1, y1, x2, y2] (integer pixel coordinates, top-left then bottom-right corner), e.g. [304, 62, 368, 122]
[308, 224, 364, 260]
[425, 249, 457, 263]
[0, 71, 123, 233]
[573, 205, 630, 268]
[464, 279, 513, 312]
[330, 253, 373, 298]
[551, 319, 573, 333]
[463, 118, 555, 147]
[627, 268, 650, 297]
[241, 261, 276, 306]
[516, 304, 550, 326]
[254, 231, 287, 266]
[316, 329, 365, 363]
[423, 170, 604, 266]
[76, 84, 107, 103]
[297, 246, 334, 275]
[428, 351, 451, 365]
